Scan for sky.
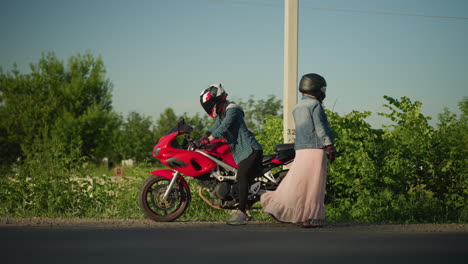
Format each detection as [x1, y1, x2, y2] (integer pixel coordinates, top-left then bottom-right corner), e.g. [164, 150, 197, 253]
[1, 0, 467, 128]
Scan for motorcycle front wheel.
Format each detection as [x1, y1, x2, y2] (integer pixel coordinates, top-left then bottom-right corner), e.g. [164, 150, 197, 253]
[138, 174, 191, 222]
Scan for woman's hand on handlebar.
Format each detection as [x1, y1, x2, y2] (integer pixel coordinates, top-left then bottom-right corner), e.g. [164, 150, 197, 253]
[200, 135, 210, 146]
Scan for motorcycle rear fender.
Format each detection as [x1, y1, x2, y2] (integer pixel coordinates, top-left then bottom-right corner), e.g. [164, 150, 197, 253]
[150, 169, 189, 187]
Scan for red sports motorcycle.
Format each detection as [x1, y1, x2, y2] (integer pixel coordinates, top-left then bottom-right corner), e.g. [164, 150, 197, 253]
[138, 118, 295, 222]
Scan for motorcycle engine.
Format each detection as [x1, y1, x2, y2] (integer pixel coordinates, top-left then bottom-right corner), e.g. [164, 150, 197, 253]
[230, 183, 239, 199]
[194, 174, 240, 201]
[213, 182, 230, 200]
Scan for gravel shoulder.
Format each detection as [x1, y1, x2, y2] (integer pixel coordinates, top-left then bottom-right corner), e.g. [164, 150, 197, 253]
[1, 217, 466, 232]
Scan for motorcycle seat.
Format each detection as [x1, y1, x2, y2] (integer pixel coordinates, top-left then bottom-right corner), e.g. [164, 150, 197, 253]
[274, 143, 295, 152]
[262, 154, 276, 163]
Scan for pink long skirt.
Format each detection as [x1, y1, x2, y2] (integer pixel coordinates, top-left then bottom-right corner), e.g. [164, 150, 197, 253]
[260, 149, 327, 223]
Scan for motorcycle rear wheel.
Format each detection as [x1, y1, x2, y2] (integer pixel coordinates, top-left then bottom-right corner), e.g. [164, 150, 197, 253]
[138, 175, 191, 222]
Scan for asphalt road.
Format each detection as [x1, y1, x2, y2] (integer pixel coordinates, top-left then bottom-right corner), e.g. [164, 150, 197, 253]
[1, 224, 467, 264]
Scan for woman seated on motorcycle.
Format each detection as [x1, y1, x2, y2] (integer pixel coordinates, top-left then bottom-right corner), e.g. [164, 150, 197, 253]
[200, 84, 263, 225]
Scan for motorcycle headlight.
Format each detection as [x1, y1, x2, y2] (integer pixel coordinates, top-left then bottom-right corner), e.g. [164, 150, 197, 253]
[153, 147, 161, 157]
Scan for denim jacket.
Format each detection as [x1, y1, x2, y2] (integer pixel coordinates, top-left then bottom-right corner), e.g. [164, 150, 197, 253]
[207, 102, 262, 164]
[293, 96, 334, 150]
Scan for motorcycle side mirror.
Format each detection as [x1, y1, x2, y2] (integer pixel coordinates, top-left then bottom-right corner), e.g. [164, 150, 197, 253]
[176, 117, 185, 133]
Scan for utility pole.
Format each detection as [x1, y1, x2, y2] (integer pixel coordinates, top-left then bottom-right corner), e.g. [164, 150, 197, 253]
[283, 0, 298, 144]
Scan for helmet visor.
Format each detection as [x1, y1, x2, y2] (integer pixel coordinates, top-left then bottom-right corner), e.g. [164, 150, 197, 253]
[321, 86, 327, 95]
[201, 99, 216, 117]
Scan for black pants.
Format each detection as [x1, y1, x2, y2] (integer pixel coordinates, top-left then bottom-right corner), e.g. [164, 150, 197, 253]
[237, 149, 263, 212]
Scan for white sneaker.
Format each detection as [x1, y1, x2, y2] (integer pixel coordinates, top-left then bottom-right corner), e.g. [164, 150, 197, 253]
[226, 210, 248, 225]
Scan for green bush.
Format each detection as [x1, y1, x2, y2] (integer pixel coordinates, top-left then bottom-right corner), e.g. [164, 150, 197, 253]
[0, 130, 146, 219]
[1, 131, 85, 217]
[1, 96, 466, 223]
[256, 115, 283, 155]
[256, 96, 467, 223]
[325, 96, 467, 223]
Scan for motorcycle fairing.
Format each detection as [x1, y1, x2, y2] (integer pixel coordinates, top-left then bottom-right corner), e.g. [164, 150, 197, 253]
[154, 132, 219, 177]
[202, 139, 237, 168]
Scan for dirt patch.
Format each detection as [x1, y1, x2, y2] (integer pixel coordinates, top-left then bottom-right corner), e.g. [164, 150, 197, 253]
[1, 217, 466, 232]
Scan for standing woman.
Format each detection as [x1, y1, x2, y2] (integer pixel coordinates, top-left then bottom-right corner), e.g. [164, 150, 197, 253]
[200, 84, 263, 225]
[261, 73, 336, 228]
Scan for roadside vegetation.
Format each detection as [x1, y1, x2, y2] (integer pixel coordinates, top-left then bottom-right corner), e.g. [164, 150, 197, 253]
[1, 53, 466, 223]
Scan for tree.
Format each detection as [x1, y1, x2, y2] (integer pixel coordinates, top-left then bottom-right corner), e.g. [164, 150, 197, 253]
[115, 111, 155, 163]
[0, 52, 117, 164]
[148, 95, 281, 144]
[236, 95, 282, 132]
[153, 108, 179, 141]
[184, 113, 212, 140]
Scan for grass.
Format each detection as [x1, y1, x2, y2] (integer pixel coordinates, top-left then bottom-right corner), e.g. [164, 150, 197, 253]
[1, 162, 465, 223]
[0, 162, 274, 222]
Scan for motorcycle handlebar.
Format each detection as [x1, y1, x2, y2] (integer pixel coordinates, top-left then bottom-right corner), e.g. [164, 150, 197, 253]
[186, 137, 228, 151]
[187, 138, 203, 150]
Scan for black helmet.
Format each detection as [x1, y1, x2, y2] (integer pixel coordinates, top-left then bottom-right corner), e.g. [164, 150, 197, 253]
[299, 73, 327, 102]
[200, 84, 227, 118]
